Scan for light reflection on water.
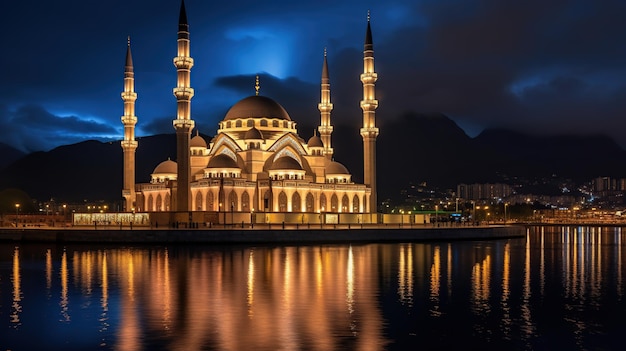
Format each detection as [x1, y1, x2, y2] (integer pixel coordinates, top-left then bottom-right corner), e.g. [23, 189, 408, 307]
[1, 226, 625, 350]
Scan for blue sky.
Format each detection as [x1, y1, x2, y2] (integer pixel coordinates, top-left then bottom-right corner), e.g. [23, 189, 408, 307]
[1, 0, 626, 152]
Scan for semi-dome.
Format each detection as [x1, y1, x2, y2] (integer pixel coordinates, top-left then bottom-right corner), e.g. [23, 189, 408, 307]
[223, 95, 291, 121]
[191, 134, 207, 148]
[326, 160, 349, 174]
[207, 154, 239, 169]
[153, 159, 177, 174]
[270, 156, 302, 170]
[307, 135, 323, 148]
[244, 127, 264, 140]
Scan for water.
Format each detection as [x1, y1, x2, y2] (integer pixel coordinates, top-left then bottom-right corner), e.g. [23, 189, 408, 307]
[0, 226, 624, 350]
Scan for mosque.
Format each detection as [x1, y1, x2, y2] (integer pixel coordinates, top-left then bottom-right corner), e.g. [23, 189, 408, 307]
[120, 1, 380, 223]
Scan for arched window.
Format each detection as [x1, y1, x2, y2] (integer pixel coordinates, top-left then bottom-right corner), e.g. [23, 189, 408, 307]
[226, 121, 231, 128]
[353, 195, 359, 213]
[320, 193, 327, 212]
[207, 191, 214, 211]
[306, 193, 314, 212]
[242, 191, 250, 212]
[272, 120, 279, 127]
[236, 120, 242, 128]
[156, 194, 163, 211]
[283, 121, 288, 128]
[279, 191, 287, 212]
[164, 193, 171, 211]
[341, 194, 349, 213]
[247, 119, 254, 127]
[331, 194, 338, 212]
[292, 192, 301, 212]
[147, 194, 154, 212]
[195, 192, 203, 211]
[261, 119, 268, 127]
[228, 191, 238, 211]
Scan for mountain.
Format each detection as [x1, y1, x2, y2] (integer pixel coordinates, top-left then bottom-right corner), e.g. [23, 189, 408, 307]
[0, 142, 26, 170]
[1, 115, 625, 204]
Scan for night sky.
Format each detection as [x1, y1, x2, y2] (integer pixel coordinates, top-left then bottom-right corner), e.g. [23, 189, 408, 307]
[2, 0, 626, 153]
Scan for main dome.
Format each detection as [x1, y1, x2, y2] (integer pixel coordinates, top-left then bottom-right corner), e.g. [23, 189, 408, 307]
[223, 95, 291, 121]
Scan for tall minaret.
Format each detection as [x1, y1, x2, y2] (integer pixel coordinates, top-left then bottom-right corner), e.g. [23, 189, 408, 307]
[121, 37, 138, 212]
[360, 12, 379, 213]
[172, 0, 195, 212]
[318, 48, 334, 159]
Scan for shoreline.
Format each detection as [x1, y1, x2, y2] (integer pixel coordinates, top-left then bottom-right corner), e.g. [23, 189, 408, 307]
[0, 225, 525, 244]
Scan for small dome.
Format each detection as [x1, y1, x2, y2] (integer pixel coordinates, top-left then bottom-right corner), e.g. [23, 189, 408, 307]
[244, 127, 264, 140]
[224, 95, 291, 121]
[153, 159, 177, 174]
[207, 154, 239, 169]
[307, 135, 323, 148]
[326, 161, 349, 174]
[191, 134, 207, 148]
[270, 156, 302, 170]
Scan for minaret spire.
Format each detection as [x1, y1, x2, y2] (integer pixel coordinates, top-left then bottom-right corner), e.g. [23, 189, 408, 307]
[172, 0, 195, 211]
[255, 75, 260, 96]
[360, 12, 379, 214]
[318, 48, 334, 159]
[121, 36, 138, 212]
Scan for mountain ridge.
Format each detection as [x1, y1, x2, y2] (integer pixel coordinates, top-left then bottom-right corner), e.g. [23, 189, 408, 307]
[1, 114, 624, 203]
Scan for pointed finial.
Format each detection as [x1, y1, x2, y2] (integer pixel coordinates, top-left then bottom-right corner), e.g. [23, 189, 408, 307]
[367, 9, 370, 22]
[127, 36, 131, 46]
[255, 75, 260, 96]
[324, 47, 327, 57]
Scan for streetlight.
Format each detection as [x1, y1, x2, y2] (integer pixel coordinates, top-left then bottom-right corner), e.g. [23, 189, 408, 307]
[219, 202, 223, 226]
[15, 203, 20, 227]
[250, 208, 254, 228]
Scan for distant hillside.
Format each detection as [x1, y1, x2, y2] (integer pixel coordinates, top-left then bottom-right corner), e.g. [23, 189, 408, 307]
[1, 115, 625, 204]
[0, 142, 26, 170]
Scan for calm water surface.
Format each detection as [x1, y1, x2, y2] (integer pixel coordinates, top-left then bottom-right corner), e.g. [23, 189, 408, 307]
[1, 226, 624, 350]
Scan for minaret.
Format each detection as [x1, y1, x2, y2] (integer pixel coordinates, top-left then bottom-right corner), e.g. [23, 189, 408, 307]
[318, 48, 334, 159]
[121, 37, 138, 212]
[360, 11, 379, 213]
[172, 0, 195, 212]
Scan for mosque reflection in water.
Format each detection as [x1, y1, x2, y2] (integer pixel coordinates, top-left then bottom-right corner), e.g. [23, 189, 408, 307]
[2, 226, 624, 350]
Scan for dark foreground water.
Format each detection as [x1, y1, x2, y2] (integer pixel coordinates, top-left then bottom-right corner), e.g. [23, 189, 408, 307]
[0, 226, 624, 350]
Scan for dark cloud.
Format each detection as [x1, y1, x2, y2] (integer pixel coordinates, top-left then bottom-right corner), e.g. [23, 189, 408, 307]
[2, 0, 626, 152]
[0, 104, 118, 152]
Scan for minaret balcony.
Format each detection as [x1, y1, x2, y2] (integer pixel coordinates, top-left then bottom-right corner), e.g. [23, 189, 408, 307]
[360, 127, 379, 138]
[120, 92, 137, 101]
[121, 115, 137, 125]
[360, 100, 379, 110]
[317, 102, 334, 112]
[360, 72, 378, 83]
[121, 140, 138, 149]
[318, 125, 334, 134]
[173, 56, 194, 69]
[173, 119, 195, 130]
[173, 87, 195, 100]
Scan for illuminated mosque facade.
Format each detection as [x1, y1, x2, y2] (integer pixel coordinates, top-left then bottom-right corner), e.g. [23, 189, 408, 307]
[121, 1, 379, 219]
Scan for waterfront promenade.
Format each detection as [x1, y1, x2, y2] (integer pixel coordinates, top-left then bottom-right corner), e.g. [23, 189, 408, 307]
[0, 224, 525, 244]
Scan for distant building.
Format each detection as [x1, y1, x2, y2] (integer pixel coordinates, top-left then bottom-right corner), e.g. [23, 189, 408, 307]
[121, 1, 379, 216]
[456, 183, 513, 202]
